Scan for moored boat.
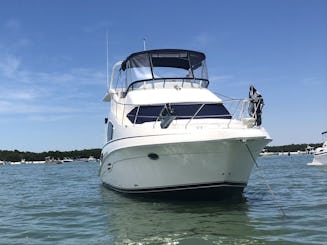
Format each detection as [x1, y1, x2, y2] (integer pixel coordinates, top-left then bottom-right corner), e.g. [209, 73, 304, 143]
[99, 49, 272, 199]
[61, 157, 74, 163]
[312, 131, 327, 165]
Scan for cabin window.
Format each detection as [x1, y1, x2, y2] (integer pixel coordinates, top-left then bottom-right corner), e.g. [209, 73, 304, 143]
[127, 103, 231, 124]
[107, 122, 114, 140]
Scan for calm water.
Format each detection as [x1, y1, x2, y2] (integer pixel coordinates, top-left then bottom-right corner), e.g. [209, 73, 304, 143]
[0, 155, 326, 245]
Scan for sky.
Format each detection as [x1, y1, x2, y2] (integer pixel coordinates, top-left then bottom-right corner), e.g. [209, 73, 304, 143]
[0, 0, 326, 152]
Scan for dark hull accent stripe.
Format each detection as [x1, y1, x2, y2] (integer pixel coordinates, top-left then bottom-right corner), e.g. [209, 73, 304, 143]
[314, 152, 327, 156]
[103, 181, 247, 200]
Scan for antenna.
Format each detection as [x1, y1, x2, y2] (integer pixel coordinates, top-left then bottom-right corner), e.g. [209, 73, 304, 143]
[143, 37, 147, 51]
[106, 32, 109, 89]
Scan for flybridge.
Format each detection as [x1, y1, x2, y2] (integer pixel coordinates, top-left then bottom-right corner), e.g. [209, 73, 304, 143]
[110, 49, 209, 93]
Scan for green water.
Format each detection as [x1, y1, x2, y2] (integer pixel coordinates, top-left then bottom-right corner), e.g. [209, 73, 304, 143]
[0, 155, 326, 244]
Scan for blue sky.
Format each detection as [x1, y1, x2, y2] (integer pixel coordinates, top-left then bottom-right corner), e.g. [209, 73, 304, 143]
[0, 0, 326, 152]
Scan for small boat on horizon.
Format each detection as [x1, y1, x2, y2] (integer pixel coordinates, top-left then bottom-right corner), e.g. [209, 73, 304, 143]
[87, 156, 97, 162]
[99, 49, 272, 200]
[61, 157, 74, 163]
[311, 131, 327, 165]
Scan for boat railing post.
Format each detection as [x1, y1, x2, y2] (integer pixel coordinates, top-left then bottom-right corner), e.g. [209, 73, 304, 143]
[240, 99, 248, 120]
[192, 77, 197, 88]
[234, 99, 241, 119]
[226, 100, 231, 128]
[115, 99, 118, 118]
[121, 102, 126, 125]
[110, 61, 123, 90]
[227, 99, 241, 128]
[153, 118, 157, 128]
[153, 106, 163, 128]
[185, 104, 205, 129]
[133, 105, 140, 126]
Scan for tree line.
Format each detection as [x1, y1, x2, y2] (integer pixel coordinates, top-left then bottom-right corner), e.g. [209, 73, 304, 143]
[265, 143, 321, 153]
[0, 143, 323, 162]
[0, 149, 101, 162]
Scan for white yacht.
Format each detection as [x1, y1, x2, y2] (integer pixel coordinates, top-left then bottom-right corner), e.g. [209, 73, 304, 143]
[87, 156, 97, 162]
[312, 131, 327, 165]
[99, 49, 272, 199]
[61, 157, 74, 163]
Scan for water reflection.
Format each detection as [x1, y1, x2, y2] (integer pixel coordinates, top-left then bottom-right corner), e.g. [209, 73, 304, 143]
[98, 155, 327, 244]
[100, 187, 263, 245]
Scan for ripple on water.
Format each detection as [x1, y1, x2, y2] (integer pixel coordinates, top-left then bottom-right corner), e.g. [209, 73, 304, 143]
[0, 156, 326, 244]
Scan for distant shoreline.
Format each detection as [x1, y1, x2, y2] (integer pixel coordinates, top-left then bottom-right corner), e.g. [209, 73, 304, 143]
[0, 148, 101, 163]
[0, 143, 322, 163]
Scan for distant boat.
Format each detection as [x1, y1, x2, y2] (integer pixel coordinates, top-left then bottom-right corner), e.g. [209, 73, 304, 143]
[87, 156, 97, 162]
[61, 158, 74, 163]
[99, 49, 272, 199]
[306, 145, 315, 154]
[312, 131, 327, 165]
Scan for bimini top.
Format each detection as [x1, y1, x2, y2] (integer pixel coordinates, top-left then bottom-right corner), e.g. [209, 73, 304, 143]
[121, 49, 206, 71]
[114, 49, 209, 92]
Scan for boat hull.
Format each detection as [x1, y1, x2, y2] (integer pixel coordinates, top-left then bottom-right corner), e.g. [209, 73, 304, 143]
[100, 136, 270, 199]
[103, 181, 245, 200]
[313, 152, 327, 165]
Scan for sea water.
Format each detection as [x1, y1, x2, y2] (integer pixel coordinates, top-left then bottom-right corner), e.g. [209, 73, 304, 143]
[0, 155, 326, 245]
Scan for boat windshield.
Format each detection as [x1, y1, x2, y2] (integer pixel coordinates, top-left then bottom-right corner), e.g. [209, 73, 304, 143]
[116, 49, 209, 90]
[127, 103, 231, 124]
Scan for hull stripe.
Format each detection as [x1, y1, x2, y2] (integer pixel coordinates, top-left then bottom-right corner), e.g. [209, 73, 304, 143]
[314, 152, 327, 156]
[103, 181, 246, 194]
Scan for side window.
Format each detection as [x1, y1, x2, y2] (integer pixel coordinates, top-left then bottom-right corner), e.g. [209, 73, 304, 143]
[107, 122, 114, 140]
[127, 106, 162, 124]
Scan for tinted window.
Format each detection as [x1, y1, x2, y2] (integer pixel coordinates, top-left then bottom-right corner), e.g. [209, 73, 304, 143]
[107, 122, 114, 140]
[127, 104, 231, 124]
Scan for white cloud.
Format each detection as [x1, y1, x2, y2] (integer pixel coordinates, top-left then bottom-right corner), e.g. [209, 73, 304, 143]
[0, 54, 21, 77]
[0, 90, 36, 100]
[0, 51, 106, 120]
[0, 100, 38, 113]
[0, 98, 89, 114]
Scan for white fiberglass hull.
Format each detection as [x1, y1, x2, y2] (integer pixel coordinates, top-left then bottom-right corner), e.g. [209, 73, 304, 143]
[100, 134, 270, 199]
[313, 152, 327, 165]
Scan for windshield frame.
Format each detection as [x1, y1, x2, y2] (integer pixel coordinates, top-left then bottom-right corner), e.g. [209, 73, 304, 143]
[119, 49, 209, 89]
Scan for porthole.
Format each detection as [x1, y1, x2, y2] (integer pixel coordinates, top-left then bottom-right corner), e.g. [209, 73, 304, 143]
[148, 153, 159, 160]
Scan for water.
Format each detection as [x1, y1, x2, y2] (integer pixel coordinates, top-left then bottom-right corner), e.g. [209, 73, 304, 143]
[0, 155, 326, 245]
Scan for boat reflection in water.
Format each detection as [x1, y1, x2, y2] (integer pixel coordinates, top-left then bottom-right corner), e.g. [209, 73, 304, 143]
[100, 186, 259, 244]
